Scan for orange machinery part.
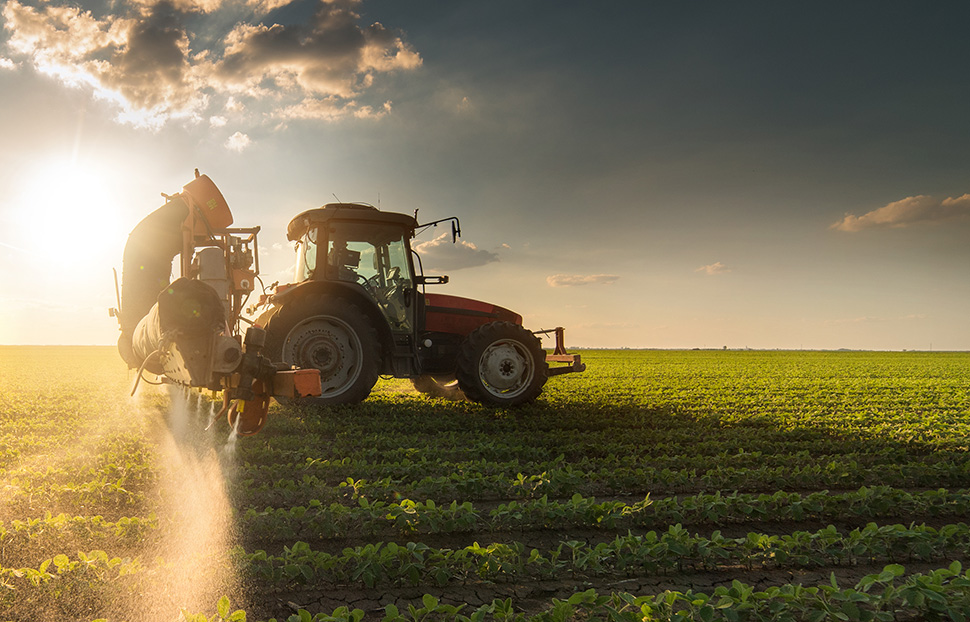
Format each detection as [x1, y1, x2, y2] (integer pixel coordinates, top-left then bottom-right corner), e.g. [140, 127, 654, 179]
[228, 380, 270, 436]
[273, 368, 323, 399]
[183, 174, 233, 235]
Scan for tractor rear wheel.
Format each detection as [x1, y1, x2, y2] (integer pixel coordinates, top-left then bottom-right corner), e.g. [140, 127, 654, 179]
[455, 322, 548, 407]
[264, 296, 380, 405]
[411, 375, 464, 400]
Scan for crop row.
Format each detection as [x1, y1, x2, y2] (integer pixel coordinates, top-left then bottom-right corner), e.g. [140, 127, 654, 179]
[235, 428, 948, 469]
[0, 549, 141, 598]
[237, 445, 969, 481]
[0, 472, 150, 515]
[0, 512, 157, 552]
[0, 548, 155, 622]
[12, 554, 970, 622]
[241, 486, 970, 540]
[239, 562, 970, 622]
[0, 432, 157, 507]
[240, 522, 969, 589]
[234, 456, 970, 507]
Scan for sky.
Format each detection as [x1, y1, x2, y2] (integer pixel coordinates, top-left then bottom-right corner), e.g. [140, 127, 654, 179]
[1, 1, 970, 350]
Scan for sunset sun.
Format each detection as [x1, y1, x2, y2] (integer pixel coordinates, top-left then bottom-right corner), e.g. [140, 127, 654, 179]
[11, 157, 126, 277]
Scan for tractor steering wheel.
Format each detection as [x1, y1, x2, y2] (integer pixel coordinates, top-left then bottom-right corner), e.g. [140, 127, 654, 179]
[358, 273, 380, 289]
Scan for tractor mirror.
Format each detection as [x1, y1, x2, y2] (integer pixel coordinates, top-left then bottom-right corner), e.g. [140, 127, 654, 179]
[451, 221, 461, 243]
[417, 275, 449, 285]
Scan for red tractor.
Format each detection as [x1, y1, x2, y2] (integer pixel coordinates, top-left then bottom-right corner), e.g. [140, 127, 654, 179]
[251, 202, 585, 406]
[115, 173, 585, 435]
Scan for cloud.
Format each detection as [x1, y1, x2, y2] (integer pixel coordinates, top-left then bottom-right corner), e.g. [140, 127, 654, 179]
[412, 233, 499, 271]
[100, 4, 194, 109]
[900, 313, 927, 321]
[129, 0, 227, 12]
[0, 0, 421, 128]
[247, 0, 297, 14]
[546, 274, 619, 287]
[212, 8, 420, 100]
[827, 316, 885, 325]
[277, 97, 392, 122]
[696, 262, 729, 275]
[827, 314, 926, 325]
[0, 57, 15, 69]
[832, 194, 970, 232]
[225, 131, 251, 151]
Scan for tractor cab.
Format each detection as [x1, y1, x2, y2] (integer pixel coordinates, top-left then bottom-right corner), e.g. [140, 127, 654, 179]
[287, 203, 421, 333]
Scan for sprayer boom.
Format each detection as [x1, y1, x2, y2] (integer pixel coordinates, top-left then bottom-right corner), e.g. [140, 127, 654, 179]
[116, 171, 321, 435]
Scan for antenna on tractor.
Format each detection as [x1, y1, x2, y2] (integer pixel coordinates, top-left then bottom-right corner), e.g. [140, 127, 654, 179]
[332, 193, 341, 203]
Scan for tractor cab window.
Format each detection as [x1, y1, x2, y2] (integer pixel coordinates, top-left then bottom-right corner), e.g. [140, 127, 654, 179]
[323, 222, 414, 331]
[296, 226, 319, 282]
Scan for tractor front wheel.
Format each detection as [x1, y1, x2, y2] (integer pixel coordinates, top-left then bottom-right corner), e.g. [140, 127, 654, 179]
[264, 296, 380, 405]
[455, 322, 548, 407]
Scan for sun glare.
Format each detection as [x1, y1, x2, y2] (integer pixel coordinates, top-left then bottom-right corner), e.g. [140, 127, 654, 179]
[11, 158, 127, 279]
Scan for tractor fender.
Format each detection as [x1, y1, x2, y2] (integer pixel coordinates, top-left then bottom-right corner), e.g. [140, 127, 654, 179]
[258, 280, 395, 362]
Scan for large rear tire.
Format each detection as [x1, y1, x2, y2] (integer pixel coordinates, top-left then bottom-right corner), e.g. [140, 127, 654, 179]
[264, 296, 380, 405]
[455, 322, 548, 407]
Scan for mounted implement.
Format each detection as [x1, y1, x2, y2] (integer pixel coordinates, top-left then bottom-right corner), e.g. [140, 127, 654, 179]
[113, 171, 321, 434]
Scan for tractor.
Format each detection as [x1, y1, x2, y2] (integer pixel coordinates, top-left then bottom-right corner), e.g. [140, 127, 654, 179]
[114, 172, 584, 436]
[250, 202, 586, 407]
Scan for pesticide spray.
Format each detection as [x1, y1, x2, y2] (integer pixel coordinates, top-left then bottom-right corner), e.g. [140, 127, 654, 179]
[124, 385, 242, 619]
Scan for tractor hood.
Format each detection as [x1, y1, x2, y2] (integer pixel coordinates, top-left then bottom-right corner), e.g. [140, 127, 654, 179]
[423, 293, 521, 336]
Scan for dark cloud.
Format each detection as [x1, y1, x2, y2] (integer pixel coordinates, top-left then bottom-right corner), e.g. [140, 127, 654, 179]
[0, 0, 420, 127]
[832, 194, 970, 232]
[212, 2, 420, 102]
[102, 3, 190, 109]
[412, 233, 499, 272]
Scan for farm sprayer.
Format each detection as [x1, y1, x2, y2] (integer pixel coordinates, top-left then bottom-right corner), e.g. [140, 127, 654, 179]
[112, 171, 321, 434]
[113, 172, 585, 435]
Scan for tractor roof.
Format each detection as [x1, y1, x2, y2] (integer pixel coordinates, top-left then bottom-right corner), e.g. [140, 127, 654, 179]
[286, 203, 418, 241]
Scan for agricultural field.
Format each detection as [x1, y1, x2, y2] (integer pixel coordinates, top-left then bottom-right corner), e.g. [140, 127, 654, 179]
[3, 346, 970, 621]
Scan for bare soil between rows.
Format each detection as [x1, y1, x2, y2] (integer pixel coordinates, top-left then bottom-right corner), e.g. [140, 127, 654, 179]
[242, 558, 970, 621]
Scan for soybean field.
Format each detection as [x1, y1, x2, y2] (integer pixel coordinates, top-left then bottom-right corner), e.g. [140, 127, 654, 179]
[3, 347, 970, 621]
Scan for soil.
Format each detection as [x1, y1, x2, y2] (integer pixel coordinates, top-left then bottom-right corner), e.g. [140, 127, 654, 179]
[243, 558, 970, 621]
[236, 510, 970, 621]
